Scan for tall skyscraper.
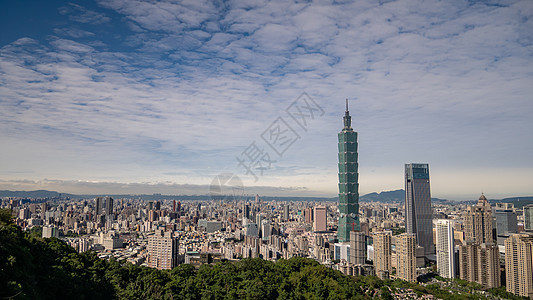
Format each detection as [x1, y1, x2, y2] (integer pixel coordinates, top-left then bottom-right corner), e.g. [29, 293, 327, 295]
[337, 99, 360, 242]
[313, 206, 327, 232]
[396, 233, 417, 282]
[373, 231, 392, 280]
[524, 205, 533, 232]
[95, 197, 102, 216]
[404, 163, 433, 255]
[505, 233, 533, 298]
[148, 229, 180, 270]
[436, 219, 455, 278]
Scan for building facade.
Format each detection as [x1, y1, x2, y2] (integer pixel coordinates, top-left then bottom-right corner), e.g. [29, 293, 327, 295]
[396, 233, 417, 282]
[313, 206, 327, 232]
[373, 231, 392, 280]
[404, 163, 434, 255]
[337, 99, 360, 242]
[464, 194, 493, 244]
[436, 219, 455, 278]
[148, 230, 180, 270]
[459, 194, 500, 289]
[349, 231, 366, 265]
[505, 234, 533, 298]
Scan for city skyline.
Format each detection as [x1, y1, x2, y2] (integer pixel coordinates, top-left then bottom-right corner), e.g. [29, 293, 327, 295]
[1, 0, 533, 200]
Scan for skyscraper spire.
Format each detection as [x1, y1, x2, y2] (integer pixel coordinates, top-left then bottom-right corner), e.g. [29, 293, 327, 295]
[343, 98, 352, 130]
[346, 98, 349, 112]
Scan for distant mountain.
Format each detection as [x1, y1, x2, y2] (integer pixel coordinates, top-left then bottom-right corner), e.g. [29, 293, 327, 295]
[0, 190, 74, 199]
[489, 197, 533, 209]
[360, 189, 404, 202]
[1, 189, 525, 205]
[360, 189, 449, 203]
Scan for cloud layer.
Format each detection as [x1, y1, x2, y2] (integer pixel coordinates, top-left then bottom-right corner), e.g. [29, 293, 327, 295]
[0, 0, 532, 199]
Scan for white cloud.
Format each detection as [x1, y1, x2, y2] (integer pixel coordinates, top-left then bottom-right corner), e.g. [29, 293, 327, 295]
[0, 0, 532, 197]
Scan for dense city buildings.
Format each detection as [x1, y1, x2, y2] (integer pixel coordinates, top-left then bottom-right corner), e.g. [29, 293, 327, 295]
[3, 163, 533, 297]
[404, 163, 434, 256]
[436, 219, 455, 279]
[337, 100, 360, 242]
[396, 233, 417, 282]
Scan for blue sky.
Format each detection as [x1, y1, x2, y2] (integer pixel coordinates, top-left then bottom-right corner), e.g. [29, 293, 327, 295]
[0, 0, 532, 200]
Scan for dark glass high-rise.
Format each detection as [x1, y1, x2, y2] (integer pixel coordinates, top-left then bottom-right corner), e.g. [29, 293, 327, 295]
[337, 99, 360, 242]
[405, 163, 434, 255]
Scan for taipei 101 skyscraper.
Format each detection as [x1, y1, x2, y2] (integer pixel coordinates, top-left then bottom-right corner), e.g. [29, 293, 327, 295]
[337, 99, 360, 242]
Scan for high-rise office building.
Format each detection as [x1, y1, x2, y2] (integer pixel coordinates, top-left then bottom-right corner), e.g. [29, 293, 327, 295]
[95, 197, 103, 216]
[105, 196, 114, 215]
[396, 233, 417, 282]
[338, 99, 360, 242]
[495, 206, 517, 235]
[373, 231, 392, 279]
[505, 233, 533, 298]
[524, 205, 533, 232]
[436, 219, 455, 278]
[495, 203, 518, 245]
[404, 163, 434, 255]
[350, 231, 366, 265]
[148, 230, 179, 270]
[313, 206, 327, 232]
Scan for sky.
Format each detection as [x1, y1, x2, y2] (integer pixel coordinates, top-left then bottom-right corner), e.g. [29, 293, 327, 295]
[0, 0, 532, 200]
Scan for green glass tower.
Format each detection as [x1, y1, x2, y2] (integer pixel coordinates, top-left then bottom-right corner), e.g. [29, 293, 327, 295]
[337, 99, 360, 242]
